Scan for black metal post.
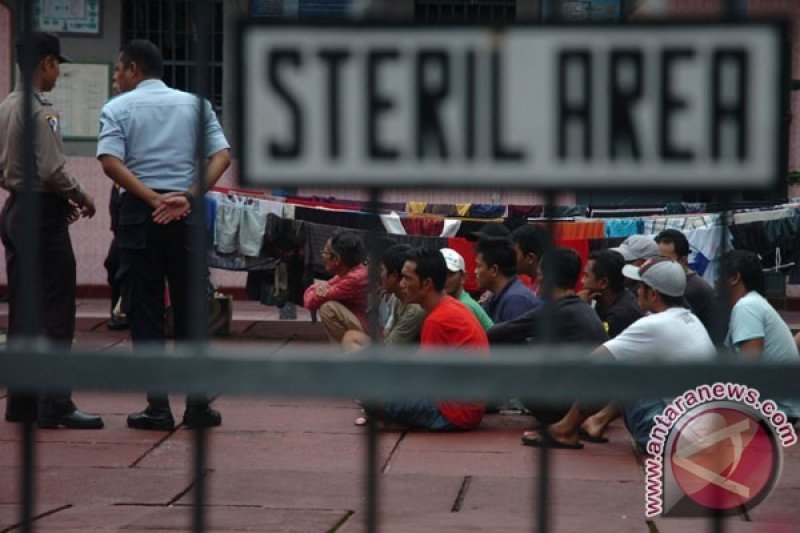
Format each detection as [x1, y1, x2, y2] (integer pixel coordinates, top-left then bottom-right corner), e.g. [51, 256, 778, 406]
[191, 1, 213, 531]
[364, 186, 382, 533]
[18, 1, 40, 530]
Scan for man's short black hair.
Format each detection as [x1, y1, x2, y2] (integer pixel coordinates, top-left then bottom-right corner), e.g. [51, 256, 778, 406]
[588, 250, 625, 293]
[475, 239, 517, 278]
[540, 247, 582, 290]
[511, 224, 549, 257]
[407, 248, 447, 292]
[329, 230, 365, 269]
[119, 39, 164, 78]
[719, 249, 765, 295]
[655, 229, 690, 260]
[381, 244, 414, 277]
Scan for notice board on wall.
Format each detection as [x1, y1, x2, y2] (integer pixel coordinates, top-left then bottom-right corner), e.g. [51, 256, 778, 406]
[46, 62, 110, 140]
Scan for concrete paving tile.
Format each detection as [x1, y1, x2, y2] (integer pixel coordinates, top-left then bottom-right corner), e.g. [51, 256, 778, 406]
[0, 416, 171, 445]
[75, 316, 114, 334]
[339, 510, 534, 533]
[461, 476, 643, 514]
[0, 466, 193, 507]
[204, 398, 365, 434]
[239, 321, 328, 341]
[654, 517, 790, 532]
[28, 503, 165, 532]
[386, 439, 640, 480]
[136, 430, 401, 473]
[177, 470, 363, 509]
[177, 470, 462, 514]
[0, 503, 71, 531]
[344, 510, 652, 533]
[0, 440, 155, 469]
[30, 503, 350, 533]
[116, 505, 348, 532]
[743, 486, 800, 527]
[400, 429, 530, 454]
[386, 444, 530, 478]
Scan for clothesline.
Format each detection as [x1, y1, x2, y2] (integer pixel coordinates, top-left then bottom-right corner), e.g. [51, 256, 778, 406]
[204, 187, 800, 298]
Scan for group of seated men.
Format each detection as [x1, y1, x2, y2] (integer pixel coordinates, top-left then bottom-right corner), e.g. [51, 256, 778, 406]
[303, 224, 800, 451]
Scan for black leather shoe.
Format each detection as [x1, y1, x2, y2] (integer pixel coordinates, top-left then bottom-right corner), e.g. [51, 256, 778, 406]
[182, 406, 222, 429]
[127, 407, 175, 430]
[38, 409, 104, 429]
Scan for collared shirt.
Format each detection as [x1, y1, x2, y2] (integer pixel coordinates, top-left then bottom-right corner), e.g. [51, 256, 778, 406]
[0, 86, 85, 202]
[96, 79, 229, 192]
[482, 276, 540, 324]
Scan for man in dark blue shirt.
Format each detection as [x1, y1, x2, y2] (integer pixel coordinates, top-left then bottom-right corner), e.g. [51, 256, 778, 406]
[475, 238, 539, 323]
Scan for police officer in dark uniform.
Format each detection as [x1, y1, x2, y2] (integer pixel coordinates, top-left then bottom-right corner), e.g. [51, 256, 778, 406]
[0, 33, 103, 429]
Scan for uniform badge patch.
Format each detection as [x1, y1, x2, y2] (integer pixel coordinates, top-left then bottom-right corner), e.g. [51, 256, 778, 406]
[45, 115, 59, 132]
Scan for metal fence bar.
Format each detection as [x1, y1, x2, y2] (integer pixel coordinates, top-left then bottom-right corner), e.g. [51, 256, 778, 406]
[363, 187, 384, 532]
[193, 425, 208, 532]
[191, 0, 213, 530]
[17, 1, 40, 531]
[366, 417, 380, 533]
[535, 191, 559, 533]
[4, 348, 800, 402]
[20, 421, 35, 533]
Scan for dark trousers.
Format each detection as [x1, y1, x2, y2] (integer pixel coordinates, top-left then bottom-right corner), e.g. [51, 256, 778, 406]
[104, 186, 122, 315]
[117, 193, 206, 412]
[1, 192, 76, 419]
[104, 238, 121, 314]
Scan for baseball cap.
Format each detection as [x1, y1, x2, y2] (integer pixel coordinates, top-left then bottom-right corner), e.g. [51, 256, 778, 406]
[440, 248, 466, 273]
[622, 257, 686, 297]
[468, 222, 511, 242]
[611, 235, 658, 262]
[16, 32, 72, 64]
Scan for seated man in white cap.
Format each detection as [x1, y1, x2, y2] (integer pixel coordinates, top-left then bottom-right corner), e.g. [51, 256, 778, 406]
[611, 234, 659, 266]
[521, 257, 715, 450]
[441, 248, 493, 331]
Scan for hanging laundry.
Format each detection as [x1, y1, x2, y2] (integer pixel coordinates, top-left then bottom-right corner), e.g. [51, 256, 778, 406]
[685, 225, 732, 284]
[380, 212, 406, 235]
[604, 219, 642, 238]
[508, 204, 544, 219]
[455, 203, 472, 217]
[441, 219, 462, 238]
[214, 200, 242, 254]
[402, 216, 444, 236]
[468, 204, 506, 218]
[407, 201, 427, 214]
[425, 203, 458, 216]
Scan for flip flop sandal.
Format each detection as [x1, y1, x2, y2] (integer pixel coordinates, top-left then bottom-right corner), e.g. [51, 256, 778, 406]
[521, 432, 584, 450]
[578, 428, 609, 444]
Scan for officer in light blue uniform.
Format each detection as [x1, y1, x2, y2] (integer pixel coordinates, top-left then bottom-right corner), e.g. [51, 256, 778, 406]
[97, 39, 231, 431]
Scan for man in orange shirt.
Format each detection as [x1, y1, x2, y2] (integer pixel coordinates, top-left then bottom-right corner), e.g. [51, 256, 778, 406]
[363, 249, 488, 430]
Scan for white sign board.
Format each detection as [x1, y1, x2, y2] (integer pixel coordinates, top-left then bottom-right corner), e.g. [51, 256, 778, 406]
[47, 62, 110, 140]
[238, 23, 786, 189]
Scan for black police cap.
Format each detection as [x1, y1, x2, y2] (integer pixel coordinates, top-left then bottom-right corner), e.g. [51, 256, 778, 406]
[15, 32, 72, 64]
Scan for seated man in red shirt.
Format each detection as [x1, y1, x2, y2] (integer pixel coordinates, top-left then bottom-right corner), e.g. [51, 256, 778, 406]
[363, 248, 489, 430]
[303, 231, 368, 342]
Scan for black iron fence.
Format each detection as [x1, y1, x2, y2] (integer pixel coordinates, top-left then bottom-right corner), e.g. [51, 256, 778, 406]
[3, 1, 798, 532]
